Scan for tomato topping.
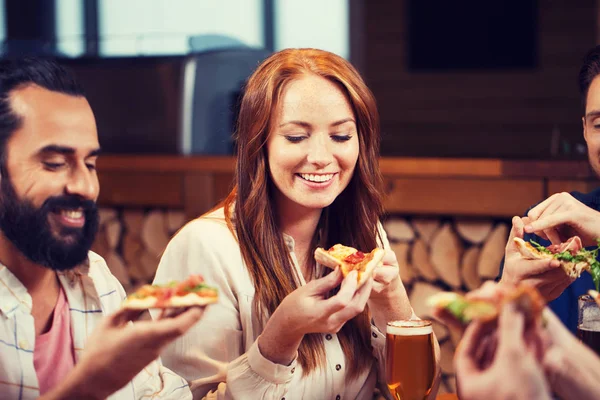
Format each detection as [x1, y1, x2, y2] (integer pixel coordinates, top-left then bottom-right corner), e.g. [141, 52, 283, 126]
[185, 275, 205, 286]
[155, 287, 175, 307]
[344, 251, 365, 264]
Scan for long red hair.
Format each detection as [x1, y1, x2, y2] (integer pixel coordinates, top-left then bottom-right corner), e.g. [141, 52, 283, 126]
[223, 48, 384, 378]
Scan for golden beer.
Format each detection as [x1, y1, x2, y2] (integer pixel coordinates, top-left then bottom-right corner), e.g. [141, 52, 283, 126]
[386, 320, 435, 400]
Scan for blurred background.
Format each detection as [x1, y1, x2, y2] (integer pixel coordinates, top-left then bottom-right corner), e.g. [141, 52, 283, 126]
[4, 1, 598, 394]
[1, 0, 593, 158]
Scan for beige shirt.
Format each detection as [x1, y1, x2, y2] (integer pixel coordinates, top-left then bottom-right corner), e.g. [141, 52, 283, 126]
[152, 208, 391, 400]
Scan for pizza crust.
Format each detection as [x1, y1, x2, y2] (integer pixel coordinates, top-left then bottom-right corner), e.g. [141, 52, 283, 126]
[513, 237, 553, 260]
[121, 292, 218, 310]
[314, 247, 345, 269]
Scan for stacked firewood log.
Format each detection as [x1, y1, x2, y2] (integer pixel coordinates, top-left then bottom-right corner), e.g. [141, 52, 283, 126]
[91, 208, 187, 292]
[384, 217, 509, 394]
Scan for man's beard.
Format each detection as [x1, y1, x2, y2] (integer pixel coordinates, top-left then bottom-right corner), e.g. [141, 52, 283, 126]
[0, 174, 99, 271]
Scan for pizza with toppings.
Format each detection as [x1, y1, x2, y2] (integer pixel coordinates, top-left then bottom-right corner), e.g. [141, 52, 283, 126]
[513, 236, 599, 280]
[428, 284, 545, 326]
[122, 275, 218, 310]
[314, 244, 384, 287]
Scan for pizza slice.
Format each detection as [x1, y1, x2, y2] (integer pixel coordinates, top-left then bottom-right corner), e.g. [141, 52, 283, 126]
[513, 236, 597, 280]
[314, 244, 384, 287]
[427, 284, 545, 326]
[122, 274, 218, 310]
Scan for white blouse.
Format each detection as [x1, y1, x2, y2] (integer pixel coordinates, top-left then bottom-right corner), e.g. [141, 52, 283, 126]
[152, 208, 391, 400]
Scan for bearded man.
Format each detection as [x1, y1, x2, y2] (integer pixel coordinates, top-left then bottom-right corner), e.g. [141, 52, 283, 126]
[0, 58, 201, 399]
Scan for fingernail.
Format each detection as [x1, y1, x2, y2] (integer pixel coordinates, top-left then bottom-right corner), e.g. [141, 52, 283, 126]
[524, 224, 533, 232]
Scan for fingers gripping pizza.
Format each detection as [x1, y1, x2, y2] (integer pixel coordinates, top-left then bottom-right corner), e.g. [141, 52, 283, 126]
[513, 236, 594, 279]
[314, 244, 384, 287]
[122, 275, 218, 310]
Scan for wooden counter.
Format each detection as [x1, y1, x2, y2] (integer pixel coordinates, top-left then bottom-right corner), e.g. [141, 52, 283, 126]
[96, 155, 598, 218]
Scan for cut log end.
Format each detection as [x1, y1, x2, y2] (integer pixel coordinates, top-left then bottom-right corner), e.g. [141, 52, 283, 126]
[430, 224, 463, 288]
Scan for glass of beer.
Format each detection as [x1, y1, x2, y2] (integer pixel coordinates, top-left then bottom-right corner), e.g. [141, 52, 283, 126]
[386, 320, 435, 400]
[578, 294, 600, 356]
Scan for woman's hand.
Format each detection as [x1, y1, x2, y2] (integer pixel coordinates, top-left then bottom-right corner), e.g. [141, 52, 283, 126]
[258, 267, 373, 365]
[371, 248, 402, 296]
[367, 248, 413, 331]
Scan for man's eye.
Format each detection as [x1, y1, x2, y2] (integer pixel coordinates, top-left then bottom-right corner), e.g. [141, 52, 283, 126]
[285, 136, 306, 143]
[43, 162, 65, 170]
[86, 163, 96, 171]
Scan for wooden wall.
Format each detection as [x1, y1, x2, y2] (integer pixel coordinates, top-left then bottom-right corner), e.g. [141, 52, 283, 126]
[357, 1, 597, 158]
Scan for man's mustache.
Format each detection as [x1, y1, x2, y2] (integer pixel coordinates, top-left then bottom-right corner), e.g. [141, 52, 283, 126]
[41, 195, 97, 213]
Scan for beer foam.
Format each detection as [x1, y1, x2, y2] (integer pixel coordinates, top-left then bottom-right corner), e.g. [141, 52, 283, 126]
[387, 320, 433, 336]
[579, 319, 600, 331]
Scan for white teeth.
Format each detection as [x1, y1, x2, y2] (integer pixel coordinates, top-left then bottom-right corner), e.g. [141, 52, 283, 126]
[299, 173, 334, 183]
[61, 210, 83, 219]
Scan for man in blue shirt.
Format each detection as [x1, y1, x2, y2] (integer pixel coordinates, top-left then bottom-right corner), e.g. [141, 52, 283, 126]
[499, 45, 600, 333]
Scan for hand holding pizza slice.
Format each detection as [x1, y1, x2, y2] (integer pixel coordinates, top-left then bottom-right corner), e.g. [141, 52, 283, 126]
[122, 274, 218, 310]
[314, 244, 384, 287]
[512, 236, 600, 293]
[512, 236, 592, 279]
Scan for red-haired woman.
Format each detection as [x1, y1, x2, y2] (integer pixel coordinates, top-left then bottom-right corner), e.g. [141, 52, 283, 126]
[152, 48, 440, 399]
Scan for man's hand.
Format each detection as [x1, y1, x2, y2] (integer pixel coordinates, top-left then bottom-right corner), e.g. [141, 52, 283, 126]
[454, 303, 551, 400]
[540, 309, 600, 400]
[525, 192, 600, 246]
[41, 307, 204, 400]
[501, 216, 572, 301]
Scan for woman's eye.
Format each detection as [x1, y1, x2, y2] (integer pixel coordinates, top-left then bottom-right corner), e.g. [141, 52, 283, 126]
[331, 134, 352, 142]
[285, 136, 307, 143]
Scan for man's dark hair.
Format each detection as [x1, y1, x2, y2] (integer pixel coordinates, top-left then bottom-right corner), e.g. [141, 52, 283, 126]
[579, 45, 600, 112]
[0, 58, 85, 168]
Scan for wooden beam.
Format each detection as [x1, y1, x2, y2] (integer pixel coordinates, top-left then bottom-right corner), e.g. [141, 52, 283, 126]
[379, 158, 503, 177]
[383, 177, 544, 217]
[98, 155, 236, 173]
[98, 172, 183, 207]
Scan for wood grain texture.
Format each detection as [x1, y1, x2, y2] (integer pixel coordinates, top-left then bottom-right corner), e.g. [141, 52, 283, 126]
[383, 178, 544, 217]
[98, 171, 183, 207]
